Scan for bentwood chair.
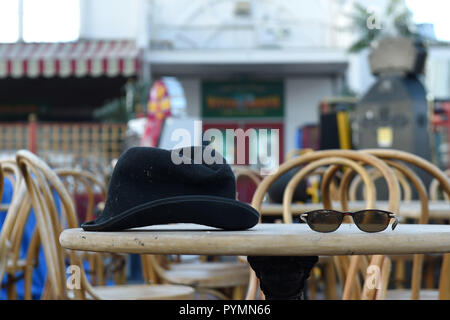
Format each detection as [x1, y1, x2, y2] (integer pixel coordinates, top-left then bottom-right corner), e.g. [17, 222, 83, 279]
[333, 158, 422, 298]
[0, 159, 36, 299]
[246, 149, 400, 300]
[16, 150, 194, 300]
[360, 149, 450, 300]
[283, 156, 376, 300]
[280, 150, 400, 300]
[347, 165, 414, 289]
[334, 149, 450, 299]
[55, 169, 127, 286]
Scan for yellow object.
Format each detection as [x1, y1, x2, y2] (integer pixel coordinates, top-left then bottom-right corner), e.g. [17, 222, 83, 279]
[306, 176, 320, 203]
[337, 111, 351, 149]
[377, 127, 393, 147]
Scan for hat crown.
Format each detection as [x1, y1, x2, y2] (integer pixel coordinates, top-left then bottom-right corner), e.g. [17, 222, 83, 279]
[102, 146, 236, 220]
[114, 146, 232, 185]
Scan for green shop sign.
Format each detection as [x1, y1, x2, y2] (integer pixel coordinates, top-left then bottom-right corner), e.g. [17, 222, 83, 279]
[202, 81, 284, 118]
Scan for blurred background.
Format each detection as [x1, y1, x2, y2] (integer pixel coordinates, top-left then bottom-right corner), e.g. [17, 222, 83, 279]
[1, 0, 450, 301]
[0, 0, 449, 176]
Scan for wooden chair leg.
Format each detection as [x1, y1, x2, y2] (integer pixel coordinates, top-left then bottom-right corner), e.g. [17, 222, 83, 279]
[95, 254, 104, 286]
[308, 269, 317, 300]
[323, 260, 338, 300]
[232, 285, 247, 300]
[439, 253, 450, 300]
[375, 257, 391, 300]
[411, 254, 424, 300]
[140, 254, 150, 283]
[40, 278, 53, 300]
[245, 271, 259, 300]
[6, 274, 18, 300]
[394, 259, 406, 289]
[424, 256, 436, 289]
[343, 256, 360, 300]
[88, 254, 96, 285]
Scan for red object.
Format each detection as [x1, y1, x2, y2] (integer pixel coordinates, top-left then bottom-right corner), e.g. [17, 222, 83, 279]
[431, 101, 450, 169]
[141, 80, 172, 147]
[141, 117, 165, 147]
[28, 117, 37, 153]
[0, 40, 140, 78]
[74, 193, 105, 223]
[202, 122, 284, 202]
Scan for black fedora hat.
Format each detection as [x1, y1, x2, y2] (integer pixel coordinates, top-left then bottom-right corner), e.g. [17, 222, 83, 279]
[82, 146, 259, 231]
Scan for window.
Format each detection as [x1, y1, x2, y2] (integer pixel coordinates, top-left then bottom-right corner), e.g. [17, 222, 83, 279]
[0, 0, 80, 43]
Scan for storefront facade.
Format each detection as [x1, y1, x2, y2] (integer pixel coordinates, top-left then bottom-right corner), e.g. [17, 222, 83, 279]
[148, 50, 348, 163]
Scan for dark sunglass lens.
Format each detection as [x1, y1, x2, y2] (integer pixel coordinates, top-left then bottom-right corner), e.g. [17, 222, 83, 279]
[307, 210, 343, 232]
[353, 210, 390, 232]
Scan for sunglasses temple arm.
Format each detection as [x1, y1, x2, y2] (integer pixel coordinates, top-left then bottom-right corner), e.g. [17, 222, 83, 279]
[391, 215, 399, 230]
[300, 214, 308, 223]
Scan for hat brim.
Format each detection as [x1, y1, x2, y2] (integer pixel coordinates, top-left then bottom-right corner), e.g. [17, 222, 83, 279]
[81, 195, 260, 231]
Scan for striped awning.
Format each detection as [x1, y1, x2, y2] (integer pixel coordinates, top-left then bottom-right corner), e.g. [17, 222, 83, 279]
[0, 40, 140, 78]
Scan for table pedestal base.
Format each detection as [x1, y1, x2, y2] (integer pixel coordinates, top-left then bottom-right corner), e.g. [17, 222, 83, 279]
[247, 256, 318, 300]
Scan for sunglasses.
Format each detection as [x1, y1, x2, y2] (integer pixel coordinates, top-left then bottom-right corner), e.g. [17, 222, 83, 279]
[300, 209, 399, 233]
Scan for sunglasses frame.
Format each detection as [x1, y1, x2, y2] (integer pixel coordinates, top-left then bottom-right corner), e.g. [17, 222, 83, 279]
[300, 209, 399, 233]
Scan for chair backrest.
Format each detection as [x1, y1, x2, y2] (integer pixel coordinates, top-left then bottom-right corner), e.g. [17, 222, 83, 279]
[429, 169, 450, 201]
[251, 149, 400, 214]
[362, 149, 450, 199]
[231, 166, 262, 203]
[348, 167, 412, 203]
[55, 169, 107, 223]
[232, 166, 262, 187]
[16, 150, 99, 300]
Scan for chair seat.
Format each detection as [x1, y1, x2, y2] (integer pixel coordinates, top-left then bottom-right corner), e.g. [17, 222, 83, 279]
[164, 263, 250, 288]
[386, 289, 439, 300]
[169, 261, 246, 271]
[93, 284, 195, 300]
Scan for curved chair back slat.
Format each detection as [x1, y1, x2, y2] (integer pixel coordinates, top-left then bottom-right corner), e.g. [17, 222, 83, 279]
[349, 167, 412, 203]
